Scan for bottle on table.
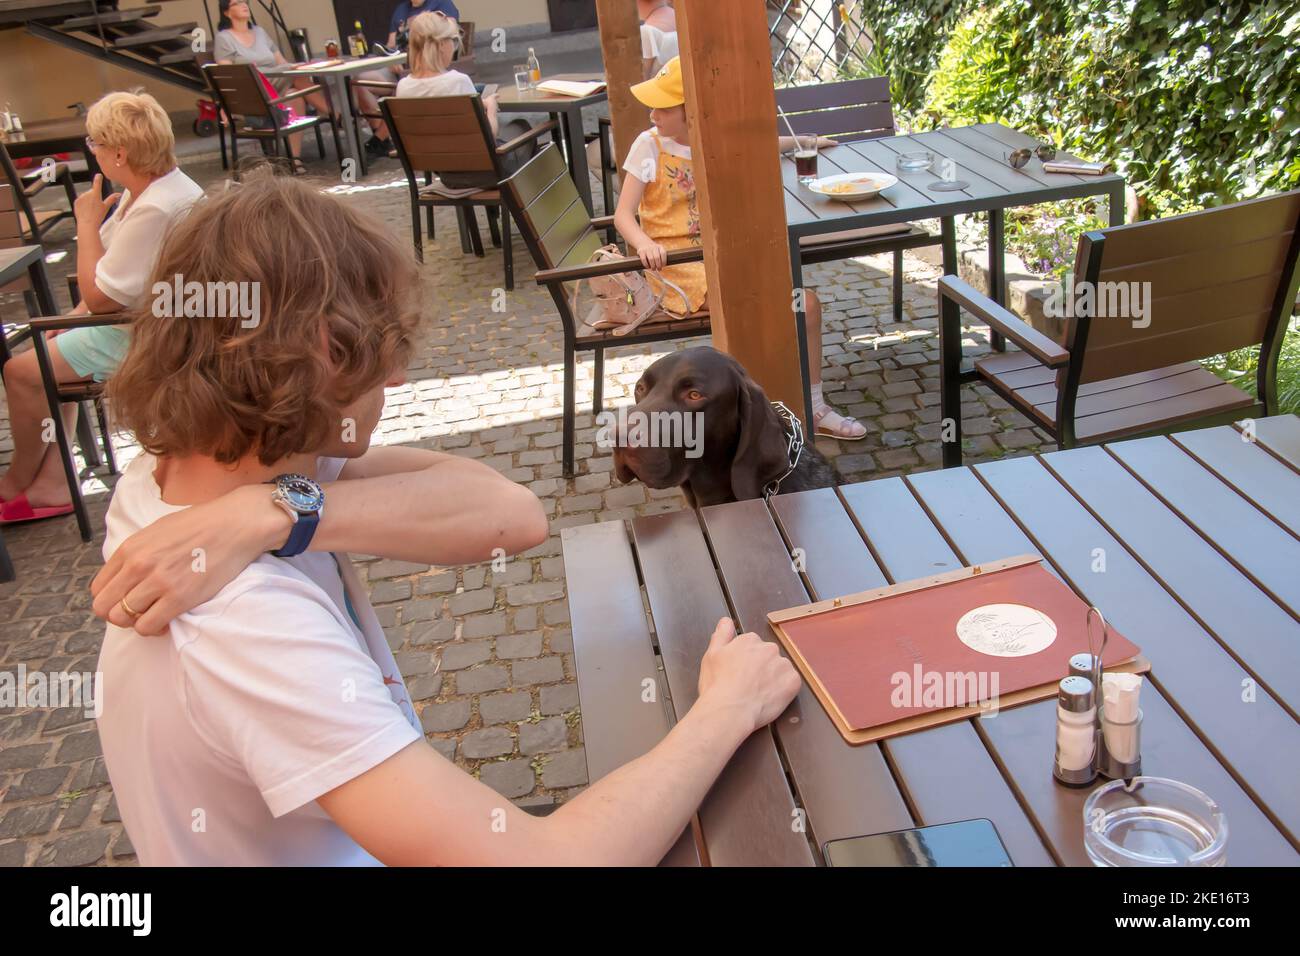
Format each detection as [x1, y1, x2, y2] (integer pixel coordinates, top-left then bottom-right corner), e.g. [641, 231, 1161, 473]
[349, 21, 367, 57]
[527, 48, 541, 88]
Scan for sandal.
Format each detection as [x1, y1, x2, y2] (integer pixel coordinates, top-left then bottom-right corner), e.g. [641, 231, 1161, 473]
[291, 158, 307, 175]
[0, 493, 74, 525]
[813, 404, 868, 441]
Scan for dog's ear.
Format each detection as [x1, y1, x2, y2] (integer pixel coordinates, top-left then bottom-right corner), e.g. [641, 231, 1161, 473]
[729, 368, 793, 501]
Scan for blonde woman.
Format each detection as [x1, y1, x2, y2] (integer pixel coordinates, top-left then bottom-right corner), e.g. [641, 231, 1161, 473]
[0, 91, 203, 524]
[395, 11, 538, 184]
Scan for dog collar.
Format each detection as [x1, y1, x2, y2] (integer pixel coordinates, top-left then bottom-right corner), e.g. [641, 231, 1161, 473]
[764, 401, 805, 499]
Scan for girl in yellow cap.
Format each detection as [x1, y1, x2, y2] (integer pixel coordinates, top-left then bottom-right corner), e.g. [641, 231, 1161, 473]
[613, 56, 867, 440]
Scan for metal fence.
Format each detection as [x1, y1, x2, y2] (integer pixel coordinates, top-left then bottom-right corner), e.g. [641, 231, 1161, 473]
[768, 0, 877, 87]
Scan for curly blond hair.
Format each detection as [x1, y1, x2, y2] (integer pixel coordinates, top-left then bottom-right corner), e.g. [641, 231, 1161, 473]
[109, 173, 421, 466]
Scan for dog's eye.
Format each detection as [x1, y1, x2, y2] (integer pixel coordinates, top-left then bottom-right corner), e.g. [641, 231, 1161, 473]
[686, 389, 705, 402]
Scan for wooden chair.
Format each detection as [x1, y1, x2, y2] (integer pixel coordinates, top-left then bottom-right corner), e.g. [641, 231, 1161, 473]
[938, 189, 1300, 468]
[202, 63, 344, 177]
[1, 184, 40, 358]
[380, 94, 555, 289]
[0, 141, 79, 243]
[502, 144, 712, 477]
[776, 77, 945, 323]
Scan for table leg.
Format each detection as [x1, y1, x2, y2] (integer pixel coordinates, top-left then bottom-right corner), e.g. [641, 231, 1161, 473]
[27, 256, 57, 316]
[941, 215, 958, 276]
[560, 107, 595, 214]
[330, 75, 358, 170]
[988, 207, 1006, 352]
[789, 238, 814, 435]
[1108, 182, 1126, 226]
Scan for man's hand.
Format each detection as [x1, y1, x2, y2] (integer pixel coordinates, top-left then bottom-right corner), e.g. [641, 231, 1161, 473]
[91, 484, 288, 634]
[74, 174, 121, 228]
[696, 617, 801, 733]
[636, 241, 668, 271]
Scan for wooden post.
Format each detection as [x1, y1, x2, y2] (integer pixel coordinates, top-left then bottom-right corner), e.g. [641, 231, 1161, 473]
[676, 0, 807, 420]
[595, 0, 650, 171]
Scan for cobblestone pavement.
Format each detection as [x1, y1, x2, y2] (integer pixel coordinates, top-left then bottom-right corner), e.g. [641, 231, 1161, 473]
[0, 148, 1053, 865]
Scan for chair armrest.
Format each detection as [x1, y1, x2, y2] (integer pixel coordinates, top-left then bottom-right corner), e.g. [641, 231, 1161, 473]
[497, 119, 558, 156]
[27, 313, 131, 334]
[938, 275, 1069, 369]
[269, 85, 322, 107]
[352, 80, 397, 93]
[535, 246, 704, 285]
[590, 215, 615, 230]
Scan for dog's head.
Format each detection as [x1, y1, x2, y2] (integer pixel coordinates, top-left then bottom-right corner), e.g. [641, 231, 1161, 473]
[612, 347, 792, 503]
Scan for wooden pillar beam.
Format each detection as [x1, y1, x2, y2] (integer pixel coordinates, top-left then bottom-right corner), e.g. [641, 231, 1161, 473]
[595, 0, 650, 171]
[676, 0, 807, 421]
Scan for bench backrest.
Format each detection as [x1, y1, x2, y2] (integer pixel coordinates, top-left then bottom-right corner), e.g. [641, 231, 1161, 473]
[1069, 189, 1300, 385]
[501, 143, 601, 274]
[774, 76, 896, 142]
[381, 94, 498, 178]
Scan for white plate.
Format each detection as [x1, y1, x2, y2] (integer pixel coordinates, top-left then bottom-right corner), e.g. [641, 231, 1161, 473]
[807, 171, 898, 200]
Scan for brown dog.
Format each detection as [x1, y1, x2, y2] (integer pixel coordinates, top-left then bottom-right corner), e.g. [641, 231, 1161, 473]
[610, 347, 840, 507]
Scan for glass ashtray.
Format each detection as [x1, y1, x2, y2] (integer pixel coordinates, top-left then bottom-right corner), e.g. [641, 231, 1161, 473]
[896, 150, 934, 172]
[1083, 776, 1228, 867]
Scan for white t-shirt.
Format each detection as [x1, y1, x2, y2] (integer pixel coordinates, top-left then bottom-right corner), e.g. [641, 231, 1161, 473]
[640, 25, 678, 74]
[96, 167, 204, 308]
[622, 128, 691, 185]
[396, 70, 476, 98]
[95, 455, 423, 866]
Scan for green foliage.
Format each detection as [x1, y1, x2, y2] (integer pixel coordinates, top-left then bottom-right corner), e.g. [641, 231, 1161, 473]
[1203, 325, 1300, 415]
[854, 0, 1300, 214]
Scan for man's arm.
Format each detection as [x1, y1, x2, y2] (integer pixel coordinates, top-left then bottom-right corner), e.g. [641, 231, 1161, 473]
[91, 446, 548, 632]
[319, 618, 800, 865]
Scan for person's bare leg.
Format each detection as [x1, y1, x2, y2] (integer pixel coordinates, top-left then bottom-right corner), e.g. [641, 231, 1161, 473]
[292, 76, 333, 119]
[0, 342, 85, 500]
[802, 291, 866, 439]
[288, 131, 304, 160]
[19, 402, 80, 508]
[353, 88, 390, 139]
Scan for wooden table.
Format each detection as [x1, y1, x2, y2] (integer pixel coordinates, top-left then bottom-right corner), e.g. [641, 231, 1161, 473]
[561, 417, 1300, 866]
[782, 122, 1126, 423]
[2, 117, 107, 196]
[263, 53, 407, 168]
[494, 74, 608, 214]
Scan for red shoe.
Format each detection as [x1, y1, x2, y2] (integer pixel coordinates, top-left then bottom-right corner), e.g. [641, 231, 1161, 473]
[0, 493, 75, 525]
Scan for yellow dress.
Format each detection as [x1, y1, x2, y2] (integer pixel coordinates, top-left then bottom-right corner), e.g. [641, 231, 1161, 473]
[638, 133, 708, 314]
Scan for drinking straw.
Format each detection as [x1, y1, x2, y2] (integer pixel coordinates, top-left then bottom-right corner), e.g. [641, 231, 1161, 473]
[777, 105, 802, 147]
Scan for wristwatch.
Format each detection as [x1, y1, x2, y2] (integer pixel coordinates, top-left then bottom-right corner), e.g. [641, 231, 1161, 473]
[268, 473, 325, 557]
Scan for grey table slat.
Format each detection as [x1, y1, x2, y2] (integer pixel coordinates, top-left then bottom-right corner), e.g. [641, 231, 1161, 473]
[1240, 416, 1300, 471]
[907, 465, 1298, 864]
[630, 509, 813, 867]
[1107, 436, 1300, 621]
[1171, 426, 1300, 538]
[976, 453, 1300, 846]
[835, 479, 1056, 866]
[699, 497, 913, 857]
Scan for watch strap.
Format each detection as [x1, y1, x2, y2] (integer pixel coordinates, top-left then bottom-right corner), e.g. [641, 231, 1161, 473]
[272, 511, 319, 558]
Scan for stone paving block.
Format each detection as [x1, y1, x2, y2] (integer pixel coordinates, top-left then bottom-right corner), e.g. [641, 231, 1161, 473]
[479, 759, 535, 799]
[421, 700, 471, 733]
[480, 691, 533, 725]
[519, 717, 568, 755]
[541, 748, 590, 789]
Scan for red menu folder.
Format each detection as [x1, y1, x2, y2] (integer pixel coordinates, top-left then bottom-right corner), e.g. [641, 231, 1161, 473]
[767, 555, 1147, 745]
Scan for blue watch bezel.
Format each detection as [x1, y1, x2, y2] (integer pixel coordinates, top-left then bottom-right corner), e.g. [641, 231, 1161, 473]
[269, 473, 324, 558]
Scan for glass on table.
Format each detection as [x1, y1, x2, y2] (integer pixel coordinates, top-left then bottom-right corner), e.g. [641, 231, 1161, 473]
[794, 135, 818, 184]
[514, 66, 531, 94]
[896, 149, 934, 173]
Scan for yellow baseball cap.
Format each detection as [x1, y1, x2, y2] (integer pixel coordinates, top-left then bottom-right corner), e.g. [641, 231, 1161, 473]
[631, 55, 684, 109]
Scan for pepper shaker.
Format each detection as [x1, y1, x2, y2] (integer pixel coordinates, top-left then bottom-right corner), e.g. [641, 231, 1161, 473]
[1053, 676, 1098, 786]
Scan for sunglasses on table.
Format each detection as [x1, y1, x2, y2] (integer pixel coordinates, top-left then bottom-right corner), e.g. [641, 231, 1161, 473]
[1005, 144, 1057, 168]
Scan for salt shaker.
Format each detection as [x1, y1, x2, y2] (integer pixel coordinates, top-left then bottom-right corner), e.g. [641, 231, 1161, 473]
[1053, 676, 1098, 786]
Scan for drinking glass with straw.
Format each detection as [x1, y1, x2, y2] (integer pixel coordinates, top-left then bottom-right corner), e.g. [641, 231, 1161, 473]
[780, 106, 818, 184]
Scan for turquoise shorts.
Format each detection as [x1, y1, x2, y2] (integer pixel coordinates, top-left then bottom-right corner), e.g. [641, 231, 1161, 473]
[55, 324, 130, 384]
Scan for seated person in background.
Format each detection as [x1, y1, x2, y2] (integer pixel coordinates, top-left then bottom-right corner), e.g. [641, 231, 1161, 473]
[0, 90, 203, 525]
[613, 57, 866, 439]
[638, 0, 675, 32]
[395, 12, 537, 186]
[388, 0, 460, 50]
[214, 0, 394, 162]
[92, 174, 800, 866]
